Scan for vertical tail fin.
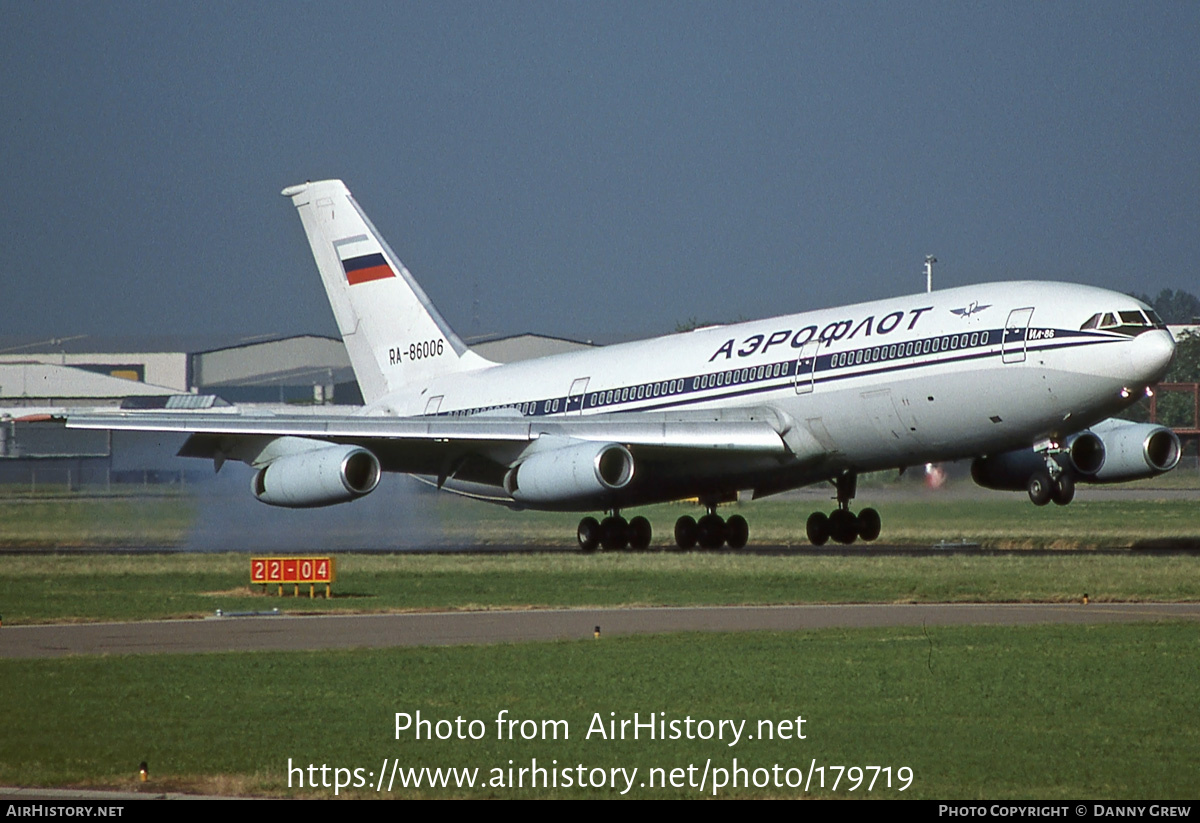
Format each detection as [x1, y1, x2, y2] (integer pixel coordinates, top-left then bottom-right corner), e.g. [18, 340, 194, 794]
[281, 180, 493, 404]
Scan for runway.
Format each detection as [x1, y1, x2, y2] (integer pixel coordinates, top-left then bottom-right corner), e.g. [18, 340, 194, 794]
[7, 542, 1200, 556]
[3, 602, 1198, 659]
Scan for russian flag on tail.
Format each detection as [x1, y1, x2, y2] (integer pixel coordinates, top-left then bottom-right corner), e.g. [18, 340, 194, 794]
[340, 252, 394, 285]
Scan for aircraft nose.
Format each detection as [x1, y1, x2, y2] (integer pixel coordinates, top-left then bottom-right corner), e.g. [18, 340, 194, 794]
[1127, 329, 1175, 385]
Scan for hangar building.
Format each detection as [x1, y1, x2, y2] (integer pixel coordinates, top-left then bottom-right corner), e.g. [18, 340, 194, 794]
[0, 332, 594, 486]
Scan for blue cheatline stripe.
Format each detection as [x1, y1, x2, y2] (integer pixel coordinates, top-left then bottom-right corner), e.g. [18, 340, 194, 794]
[430, 328, 1123, 420]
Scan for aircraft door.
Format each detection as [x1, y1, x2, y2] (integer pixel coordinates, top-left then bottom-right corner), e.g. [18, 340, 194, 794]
[1002, 308, 1034, 364]
[794, 339, 820, 394]
[567, 377, 590, 415]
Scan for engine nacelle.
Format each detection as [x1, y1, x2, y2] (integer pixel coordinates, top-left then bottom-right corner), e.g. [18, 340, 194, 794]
[1087, 420, 1181, 483]
[971, 430, 1105, 492]
[504, 441, 634, 506]
[252, 444, 381, 508]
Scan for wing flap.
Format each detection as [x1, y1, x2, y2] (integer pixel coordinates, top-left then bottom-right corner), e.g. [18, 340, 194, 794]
[64, 411, 789, 453]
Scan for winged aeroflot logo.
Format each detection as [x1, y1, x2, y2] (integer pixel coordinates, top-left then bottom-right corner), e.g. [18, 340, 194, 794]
[950, 301, 991, 318]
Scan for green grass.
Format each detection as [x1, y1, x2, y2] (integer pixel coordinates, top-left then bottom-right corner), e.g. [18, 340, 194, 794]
[3, 491, 1197, 798]
[0, 496, 192, 548]
[446, 496, 1200, 554]
[2, 484, 1200, 550]
[3, 552, 1200, 624]
[423, 496, 1200, 549]
[874, 498, 1200, 548]
[5, 490, 1200, 550]
[0, 623, 1195, 798]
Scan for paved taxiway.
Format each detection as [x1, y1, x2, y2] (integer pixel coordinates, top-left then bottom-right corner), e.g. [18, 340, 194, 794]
[3, 602, 1198, 659]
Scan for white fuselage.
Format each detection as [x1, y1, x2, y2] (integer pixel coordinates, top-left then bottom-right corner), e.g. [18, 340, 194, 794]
[370, 280, 1174, 483]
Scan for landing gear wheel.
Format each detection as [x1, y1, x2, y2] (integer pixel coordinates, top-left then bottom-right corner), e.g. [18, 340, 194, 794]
[1027, 471, 1053, 506]
[829, 509, 858, 545]
[1051, 473, 1075, 506]
[857, 507, 881, 542]
[600, 516, 629, 550]
[726, 514, 749, 549]
[577, 516, 601, 552]
[674, 515, 698, 550]
[806, 511, 830, 546]
[697, 513, 727, 549]
[628, 516, 653, 550]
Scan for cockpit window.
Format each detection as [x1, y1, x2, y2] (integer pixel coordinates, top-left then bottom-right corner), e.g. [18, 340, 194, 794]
[1082, 308, 1161, 336]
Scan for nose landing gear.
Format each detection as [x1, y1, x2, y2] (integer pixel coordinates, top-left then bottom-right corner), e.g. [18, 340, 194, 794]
[1027, 452, 1076, 507]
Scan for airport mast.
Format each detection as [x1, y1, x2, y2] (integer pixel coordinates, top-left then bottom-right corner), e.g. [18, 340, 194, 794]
[925, 255, 937, 293]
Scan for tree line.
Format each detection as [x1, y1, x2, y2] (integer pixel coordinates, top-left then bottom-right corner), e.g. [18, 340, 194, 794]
[1125, 289, 1199, 430]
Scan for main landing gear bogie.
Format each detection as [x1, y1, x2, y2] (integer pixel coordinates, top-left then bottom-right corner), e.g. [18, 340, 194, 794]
[803, 472, 882, 546]
[577, 474, 887, 550]
[805, 506, 881, 546]
[576, 508, 751, 551]
[672, 512, 748, 550]
[577, 514, 652, 552]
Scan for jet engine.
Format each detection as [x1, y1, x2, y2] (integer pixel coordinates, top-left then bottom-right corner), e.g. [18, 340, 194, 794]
[971, 419, 1181, 504]
[1086, 420, 1181, 482]
[252, 444, 381, 508]
[505, 441, 634, 506]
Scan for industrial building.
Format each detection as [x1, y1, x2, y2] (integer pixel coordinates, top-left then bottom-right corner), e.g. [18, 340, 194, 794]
[0, 332, 594, 486]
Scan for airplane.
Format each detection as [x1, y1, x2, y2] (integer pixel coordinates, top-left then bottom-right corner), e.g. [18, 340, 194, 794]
[64, 179, 1181, 550]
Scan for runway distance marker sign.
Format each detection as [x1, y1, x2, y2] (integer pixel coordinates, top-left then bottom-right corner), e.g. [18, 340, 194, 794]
[252, 557, 336, 598]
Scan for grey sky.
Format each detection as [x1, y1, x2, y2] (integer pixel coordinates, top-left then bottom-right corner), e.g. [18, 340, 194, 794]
[3, 2, 1197, 345]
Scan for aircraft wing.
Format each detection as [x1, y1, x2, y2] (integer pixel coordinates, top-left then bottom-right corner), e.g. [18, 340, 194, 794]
[62, 406, 824, 508]
[63, 409, 790, 454]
